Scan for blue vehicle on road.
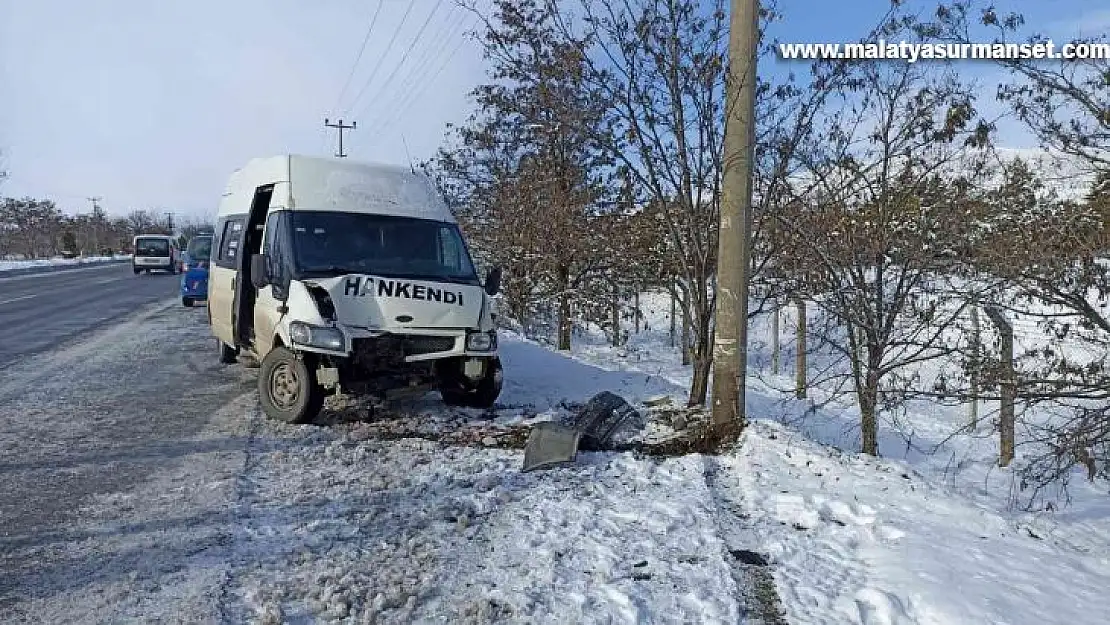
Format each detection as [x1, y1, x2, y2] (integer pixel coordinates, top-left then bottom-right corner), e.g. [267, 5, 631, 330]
[180, 234, 213, 307]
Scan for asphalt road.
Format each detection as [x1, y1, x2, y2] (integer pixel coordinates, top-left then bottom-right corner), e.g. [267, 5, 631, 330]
[0, 263, 183, 365]
[0, 300, 256, 620]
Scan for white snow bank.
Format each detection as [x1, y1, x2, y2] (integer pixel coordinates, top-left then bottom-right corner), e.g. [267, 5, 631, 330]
[206, 331, 746, 623]
[234, 428, 742, 623]
[0, 254, 132, 272]
[499, 330, 686, 409]
[721, 420, 1110, 625]
[553, 288, 1110, 625]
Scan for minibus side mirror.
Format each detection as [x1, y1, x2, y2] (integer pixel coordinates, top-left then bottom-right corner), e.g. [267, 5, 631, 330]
[250, 253, 270, 289]
[484, 266, 502, 296]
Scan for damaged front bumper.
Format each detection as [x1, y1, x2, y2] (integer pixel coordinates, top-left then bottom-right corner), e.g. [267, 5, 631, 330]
[292, 325, 499, 396]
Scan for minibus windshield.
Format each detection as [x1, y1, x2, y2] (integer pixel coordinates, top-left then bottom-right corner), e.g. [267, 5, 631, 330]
[289, 211, 480, 285]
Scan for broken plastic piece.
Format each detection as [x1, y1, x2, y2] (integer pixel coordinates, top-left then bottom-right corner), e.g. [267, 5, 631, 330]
[574, 391, 641, 451]
[521, 422, 581, 472]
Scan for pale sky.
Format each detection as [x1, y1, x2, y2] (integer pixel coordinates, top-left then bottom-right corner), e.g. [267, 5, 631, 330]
[1, 0, 1103, 221]
[1, 0, 492, 219]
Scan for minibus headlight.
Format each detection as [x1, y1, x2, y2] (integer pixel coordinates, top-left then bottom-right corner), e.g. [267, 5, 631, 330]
[466, 330, 496, 351]
[289, 321, 345, 350]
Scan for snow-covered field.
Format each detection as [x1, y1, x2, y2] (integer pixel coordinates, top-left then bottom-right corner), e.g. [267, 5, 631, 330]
[213, 289, 1110, 624]
[569, 291, 1110, 625]
[3, 289, 1107, 624]
[0, 254, 131, 272]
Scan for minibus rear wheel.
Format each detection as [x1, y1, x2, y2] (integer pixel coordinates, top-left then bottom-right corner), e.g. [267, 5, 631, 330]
[218, 340, 237, 364]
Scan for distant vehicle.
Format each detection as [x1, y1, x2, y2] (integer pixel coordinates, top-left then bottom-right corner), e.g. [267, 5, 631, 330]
[208, 154, 504, 424]
[180, 234, 213, 307]
[131, 234, 180, 274]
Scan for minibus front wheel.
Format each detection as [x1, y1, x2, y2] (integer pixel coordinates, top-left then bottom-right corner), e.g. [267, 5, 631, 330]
[258, 347, 324, 424]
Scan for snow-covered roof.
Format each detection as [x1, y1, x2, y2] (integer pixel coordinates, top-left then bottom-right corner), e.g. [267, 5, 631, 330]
[221, 155, 454, 223]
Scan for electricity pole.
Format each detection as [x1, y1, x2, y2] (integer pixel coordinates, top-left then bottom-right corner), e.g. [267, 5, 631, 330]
[325, 118, 357, 157]
[709, 0, 759, 431]
[87, 196, 102, 254]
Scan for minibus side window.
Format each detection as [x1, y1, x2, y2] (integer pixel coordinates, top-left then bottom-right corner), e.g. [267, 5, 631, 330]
[218, 218, 245, 266]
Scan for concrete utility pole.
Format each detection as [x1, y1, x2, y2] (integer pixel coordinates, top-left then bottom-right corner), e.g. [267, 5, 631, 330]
[87, 196, 102, 254]
[325, 118, 357, 158]
[709, 0, 760, 428]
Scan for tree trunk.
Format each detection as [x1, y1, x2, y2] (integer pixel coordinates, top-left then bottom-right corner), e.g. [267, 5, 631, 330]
[634, 290, 641, 333]
[557, 265, 571, 351]
[687, 301, 714, 406]
[690, 356, 711, 407]
[860, 370, 879, 456]
[859, 339, 882, 456]
[984, 307, 1015, 467]
[795, 298, 807, 399]
[771, 305, 780, 375]
[681, 288, 692, 366]
[669, 284, 677, 348]
[969, 301, 980, 429]
[611, 282, 621, 347]
[998, 320, 1015, 467]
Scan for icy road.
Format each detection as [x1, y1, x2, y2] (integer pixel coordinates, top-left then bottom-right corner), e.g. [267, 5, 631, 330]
[0, 261, 178, 362]
[0, 288, 772, 624]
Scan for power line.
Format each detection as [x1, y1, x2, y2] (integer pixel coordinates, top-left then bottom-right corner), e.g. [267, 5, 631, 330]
[343, 0, 419, 119]
[365, 15, 479, 145]
[352, 0, 446, 125]
[358, 2, 462, 133]
[332, 0, 385, 114]
[366, 28, 472, 143]
[362, 10, 477, 139]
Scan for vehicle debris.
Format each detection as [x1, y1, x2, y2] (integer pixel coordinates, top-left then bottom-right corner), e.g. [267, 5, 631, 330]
[522, 391, 643, 471]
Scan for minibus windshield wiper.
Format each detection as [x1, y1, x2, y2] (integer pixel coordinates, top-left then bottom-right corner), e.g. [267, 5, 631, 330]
[298, 265, 358, 278]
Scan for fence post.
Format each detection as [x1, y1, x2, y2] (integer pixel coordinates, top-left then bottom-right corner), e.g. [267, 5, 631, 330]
[983, 306, 1015, 467]
[969, 300, 981, 429]
[771, 303, 781, 375]
[795, 297, 807, 399]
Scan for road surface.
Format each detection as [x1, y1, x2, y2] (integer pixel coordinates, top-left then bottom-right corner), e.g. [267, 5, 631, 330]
[0, 277, 766, 622]
[0, 263, 182, 364]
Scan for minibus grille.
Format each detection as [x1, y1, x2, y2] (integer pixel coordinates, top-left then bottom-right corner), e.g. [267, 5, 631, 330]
[403, 336, 456, 355]
[351, 335, 456, 370]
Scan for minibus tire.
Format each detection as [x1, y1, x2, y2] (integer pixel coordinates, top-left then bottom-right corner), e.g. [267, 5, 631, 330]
[441, 358, 502, 409]
[258, 347, 323, 424]
[218, 340, 237, 364]
[469, 358, 503, 409]
[182, 297, 194, 307]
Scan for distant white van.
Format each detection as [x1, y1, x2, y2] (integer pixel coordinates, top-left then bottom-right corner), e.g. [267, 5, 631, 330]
[132, 234, 180, 274]
[208, 154, 503, 423]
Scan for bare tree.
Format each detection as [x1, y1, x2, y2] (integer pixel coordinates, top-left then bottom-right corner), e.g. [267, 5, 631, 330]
[925, 2, 1110, 496]
[434, 0, 617, 348]
[777, 16, 996, 455]
[930, 1, 1109, 173]
[0, 197, 65, 258]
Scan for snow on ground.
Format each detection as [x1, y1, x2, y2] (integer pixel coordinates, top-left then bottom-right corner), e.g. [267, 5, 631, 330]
[228, 419, 743, 624]
[220, 332, 751, 623]
[720, 420, 1110, 625]
[0, 254, 131, 272]
[0, 299, 759, 623]
[6, 285, 1107, 623]
[564, 290, 1110, 625]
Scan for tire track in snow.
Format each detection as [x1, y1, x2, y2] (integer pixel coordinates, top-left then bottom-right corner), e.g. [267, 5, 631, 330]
[214, 402, 265, 625]
[703, 453, 790, 625]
